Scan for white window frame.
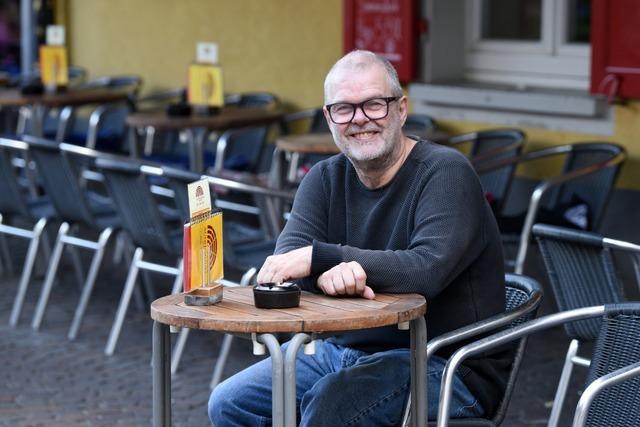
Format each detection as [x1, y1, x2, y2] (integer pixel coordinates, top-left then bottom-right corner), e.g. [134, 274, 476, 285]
[464, 0, 590, 90]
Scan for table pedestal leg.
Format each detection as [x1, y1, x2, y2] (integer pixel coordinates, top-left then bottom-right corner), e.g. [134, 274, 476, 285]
[256, 333, 285, 427]
[284, 333, 313, 426]
[152, 321, 171, 427]
[410, 317, 427, 427]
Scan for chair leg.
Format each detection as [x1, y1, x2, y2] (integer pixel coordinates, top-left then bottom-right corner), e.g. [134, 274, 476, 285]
[9, 218, 48, 326]
[171, 328, 191, 375]
[168, 259, 186, 374]
[68, 225, 85, 291]
[210, 333, 235, 390]
[68, 227, 114, 340]
[105, 247, 143, 356]
[0, 232, 13, 276]
[547, 339, 580, 427]
[31, 222, 70, 331]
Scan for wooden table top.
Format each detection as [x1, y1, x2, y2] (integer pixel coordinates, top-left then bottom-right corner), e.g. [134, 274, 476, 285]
[276, 133, 340, 155]
[276, 128, 451, 155]
[151, 286, 426, 334]
[126, 108, 284, 130]
[0, 87, 130, 108]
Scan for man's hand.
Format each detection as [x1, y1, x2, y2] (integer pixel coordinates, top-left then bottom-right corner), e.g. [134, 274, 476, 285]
[317, 261, 375, 300]
[257, 246, 312, 284]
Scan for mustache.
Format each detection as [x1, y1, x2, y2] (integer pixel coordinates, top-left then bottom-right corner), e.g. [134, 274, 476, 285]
[345, 124, 381, 135]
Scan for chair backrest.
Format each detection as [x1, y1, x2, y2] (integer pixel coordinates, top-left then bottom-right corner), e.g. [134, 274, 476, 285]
[542, 142, 624, 230]
[226, 92, 279, 110]
[22, 136, 97, 227]
[488, 273, 543, 425]
[0, 138, 31, 217]
[582, 303, 640, 427]
[217, 126, 269, 173]
[96, 158, 176, 254]
[533, 223, 623, 342]
[451, 129, 525, 214]
[402, 113, 436, 135]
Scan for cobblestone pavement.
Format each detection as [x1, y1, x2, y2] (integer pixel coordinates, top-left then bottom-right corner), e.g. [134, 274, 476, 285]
[0, 244, 591, 426]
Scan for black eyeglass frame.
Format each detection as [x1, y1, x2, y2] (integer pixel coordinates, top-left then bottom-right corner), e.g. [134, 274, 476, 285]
[325, 96, 400, 124]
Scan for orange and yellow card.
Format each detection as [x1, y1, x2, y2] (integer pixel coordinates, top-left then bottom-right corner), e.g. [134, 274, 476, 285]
[183, 179, 224, 292]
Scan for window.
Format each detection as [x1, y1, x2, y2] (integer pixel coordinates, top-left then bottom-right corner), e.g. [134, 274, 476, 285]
[464, 0, 591, 90]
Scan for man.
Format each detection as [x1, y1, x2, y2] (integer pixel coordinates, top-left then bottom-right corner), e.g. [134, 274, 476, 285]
[209, 50, 506, 426]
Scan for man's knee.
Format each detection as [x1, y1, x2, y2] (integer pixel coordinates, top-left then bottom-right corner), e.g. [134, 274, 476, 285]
[207, 385, 224, 424]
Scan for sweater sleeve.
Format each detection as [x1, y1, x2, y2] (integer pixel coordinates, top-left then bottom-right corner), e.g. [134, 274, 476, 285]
[324, 156, 489, 299]
[273, 164, 330, 291]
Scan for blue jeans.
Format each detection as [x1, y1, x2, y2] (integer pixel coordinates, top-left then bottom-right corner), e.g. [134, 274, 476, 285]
[208, 340, 483, 426]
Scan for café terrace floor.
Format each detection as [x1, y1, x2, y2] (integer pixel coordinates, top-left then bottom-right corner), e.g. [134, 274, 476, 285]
[4, 214, 633, 427]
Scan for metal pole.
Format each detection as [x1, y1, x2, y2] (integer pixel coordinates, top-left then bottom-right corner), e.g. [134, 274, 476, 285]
[258, 334, 284, 427]
[284, 333, 312, 426]
[410, 317, 427, 427]
[20, 0, 36, 82]
[152, 321, 171, 427]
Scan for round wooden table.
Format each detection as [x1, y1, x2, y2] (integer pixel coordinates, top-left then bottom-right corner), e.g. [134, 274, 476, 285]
[151, 286, 427, 427]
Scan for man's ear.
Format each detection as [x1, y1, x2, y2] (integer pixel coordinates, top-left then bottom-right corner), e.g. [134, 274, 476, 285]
[398, 95, 408, 125]
[323, 107, 332, 126]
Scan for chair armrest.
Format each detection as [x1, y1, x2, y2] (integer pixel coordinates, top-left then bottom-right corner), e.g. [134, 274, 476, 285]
[435, 305, 606, 427]
[572, 360, 640, 427]
[425, 288, 542, 361]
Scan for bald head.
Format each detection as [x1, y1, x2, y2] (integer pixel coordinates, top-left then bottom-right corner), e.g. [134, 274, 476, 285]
[324, 50, 403, 104]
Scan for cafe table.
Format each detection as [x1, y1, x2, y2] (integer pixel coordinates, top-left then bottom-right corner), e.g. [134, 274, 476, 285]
[126, 108, 284, 173]
[151, 286, 427, 427]
[0, 87, 131, 137]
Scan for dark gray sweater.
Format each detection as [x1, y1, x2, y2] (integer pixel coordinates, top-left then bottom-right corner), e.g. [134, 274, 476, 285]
[275, 139, 506, 414]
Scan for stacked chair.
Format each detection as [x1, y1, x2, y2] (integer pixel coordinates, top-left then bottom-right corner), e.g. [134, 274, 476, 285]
[0, 137, 55, 327]
[532, 223, 639, 425]
[22, 136, 122, 340]
[400, 273, 544, 426]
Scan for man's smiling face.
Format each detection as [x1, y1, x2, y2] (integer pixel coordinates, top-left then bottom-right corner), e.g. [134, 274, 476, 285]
[324, 64, 406, 166]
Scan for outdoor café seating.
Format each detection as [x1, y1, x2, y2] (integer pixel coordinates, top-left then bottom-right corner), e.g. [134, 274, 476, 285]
[479, 142, 626, 274]
[401, 273, 543, 427]
[533, 223, 640, 426]
[434, 303, 640, 427]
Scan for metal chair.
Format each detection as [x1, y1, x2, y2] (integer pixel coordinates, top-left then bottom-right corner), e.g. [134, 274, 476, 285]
[448, 129, 525, 217]
[435, 303, 640, 427]
[479, 142, 626, 274]
[403, 113, 437, 135]
[55, 75, 143, 152]
[0, 137, 55, 327]
[224, 92, 280, 110]
[22, 136, 121, 340]
[532, 223, 638, 426]
[94, 157, 184, 356]
[281, 108, 329, 135]
[401, 273, 544, 426]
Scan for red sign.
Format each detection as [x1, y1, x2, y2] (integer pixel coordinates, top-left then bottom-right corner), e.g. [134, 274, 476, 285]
[344, 0, 418, 83]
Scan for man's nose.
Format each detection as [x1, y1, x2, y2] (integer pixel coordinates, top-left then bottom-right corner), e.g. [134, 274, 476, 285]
[351, 105, 370, 125]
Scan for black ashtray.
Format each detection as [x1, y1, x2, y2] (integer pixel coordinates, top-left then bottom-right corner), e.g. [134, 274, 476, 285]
[166, 102, 192, 117]
[20, 81, 44, 95]
[253, 282, 301, 309]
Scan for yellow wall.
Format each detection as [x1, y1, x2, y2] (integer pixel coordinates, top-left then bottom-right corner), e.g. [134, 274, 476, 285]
[65, 0, 343, 110]
[64, 0, 639, 188]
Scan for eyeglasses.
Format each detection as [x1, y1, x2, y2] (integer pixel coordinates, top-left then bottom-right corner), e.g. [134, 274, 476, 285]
[325, 96, 399, 124]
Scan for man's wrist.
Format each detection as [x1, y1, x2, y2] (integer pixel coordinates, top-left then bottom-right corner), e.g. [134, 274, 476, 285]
[311, 240, 343, 276]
